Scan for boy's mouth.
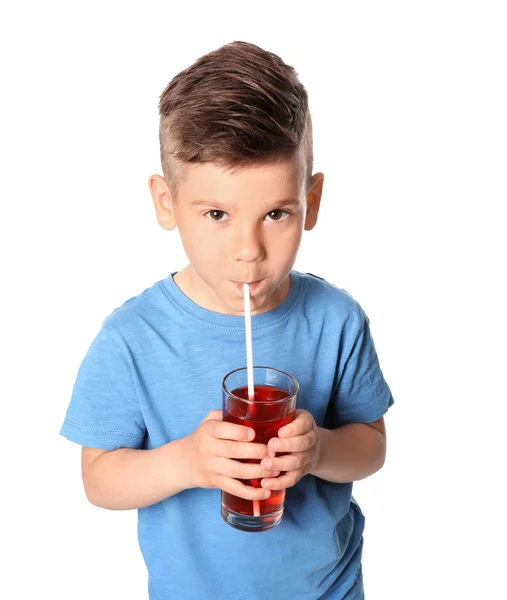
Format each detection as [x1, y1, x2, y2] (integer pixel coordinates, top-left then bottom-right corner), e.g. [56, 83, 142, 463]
[231, 280, 264, 293]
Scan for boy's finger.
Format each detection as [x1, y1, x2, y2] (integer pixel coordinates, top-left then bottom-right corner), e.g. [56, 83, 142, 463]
[218, 440, 269, 460]
[277, 410, 314, 438]
[209, 420, 255, 441]
[268, 430, 317, 454]
[261, 452, 308, 473]
[226, 459, 279, 481]
[260, 471, 299, 491]
[202, 409, 223, 422]
[218, 476, 271, 501]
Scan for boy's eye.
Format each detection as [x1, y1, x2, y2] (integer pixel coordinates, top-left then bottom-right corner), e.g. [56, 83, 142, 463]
[205, 210, 229, 222]
[265, 210, 289, 222]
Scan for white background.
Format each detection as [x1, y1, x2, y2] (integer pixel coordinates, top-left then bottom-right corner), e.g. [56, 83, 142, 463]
[1, 1, 506, 598]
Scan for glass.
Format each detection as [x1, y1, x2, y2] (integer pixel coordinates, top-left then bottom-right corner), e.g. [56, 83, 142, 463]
[221, 366, 298, 532]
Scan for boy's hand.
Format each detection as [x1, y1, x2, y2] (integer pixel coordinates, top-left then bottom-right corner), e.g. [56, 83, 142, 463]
[182, 410, 278, 501]
[259, 409, 320, 491]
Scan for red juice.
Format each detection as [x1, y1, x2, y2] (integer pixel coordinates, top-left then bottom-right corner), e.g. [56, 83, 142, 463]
[222, 384, 296, 517]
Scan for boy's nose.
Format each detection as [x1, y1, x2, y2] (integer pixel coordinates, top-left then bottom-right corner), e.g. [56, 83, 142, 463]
[231, 225, 266, 263]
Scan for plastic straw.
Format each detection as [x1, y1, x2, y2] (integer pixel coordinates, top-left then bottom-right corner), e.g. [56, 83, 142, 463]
[243, 283, 255, 400]
[243, 283, 260, 517]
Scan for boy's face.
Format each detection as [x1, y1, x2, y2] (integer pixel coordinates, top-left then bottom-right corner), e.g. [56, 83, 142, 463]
[150, 158, 324, 315]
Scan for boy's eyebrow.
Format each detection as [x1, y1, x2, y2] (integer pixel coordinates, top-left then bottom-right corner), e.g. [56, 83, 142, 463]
[270, 198, 300, 209]
[190, 198, 300, 209]
[191, 199, 228, 208]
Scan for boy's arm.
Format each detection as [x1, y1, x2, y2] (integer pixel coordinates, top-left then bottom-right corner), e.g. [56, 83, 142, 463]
[311, 417, 386, 483]
[82, 410, 277, 510]
[260, 413, 387, 490]
[82, 441, 190, 510]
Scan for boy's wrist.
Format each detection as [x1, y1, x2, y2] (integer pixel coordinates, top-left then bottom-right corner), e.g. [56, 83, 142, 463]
[154, 436, 195, 497]
[172, 434, 198, 491]
[311, 426, 332, 477]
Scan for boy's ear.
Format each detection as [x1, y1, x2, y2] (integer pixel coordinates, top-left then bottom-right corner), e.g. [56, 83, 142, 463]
[149, 174, 177, 231]
[304, 172, 324, 231]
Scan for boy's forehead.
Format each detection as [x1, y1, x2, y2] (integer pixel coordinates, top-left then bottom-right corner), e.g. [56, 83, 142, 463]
[178, 158, 306, 201]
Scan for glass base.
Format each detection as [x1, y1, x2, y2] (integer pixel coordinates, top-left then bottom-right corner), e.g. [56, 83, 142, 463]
[221, 502, 284, 532]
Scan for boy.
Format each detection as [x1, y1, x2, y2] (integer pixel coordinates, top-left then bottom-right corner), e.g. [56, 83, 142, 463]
[61, 41, 394, 599]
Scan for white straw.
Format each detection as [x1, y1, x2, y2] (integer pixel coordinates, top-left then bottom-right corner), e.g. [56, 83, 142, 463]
[243, 284, 255, 401]
[243, 283, 260, 517]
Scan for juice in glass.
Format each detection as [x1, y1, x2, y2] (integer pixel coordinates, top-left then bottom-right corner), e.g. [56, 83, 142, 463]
[221, 367, 298, 532]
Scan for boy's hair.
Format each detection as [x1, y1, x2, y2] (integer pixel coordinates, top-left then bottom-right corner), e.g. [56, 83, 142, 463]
[158, 41, 313, 196]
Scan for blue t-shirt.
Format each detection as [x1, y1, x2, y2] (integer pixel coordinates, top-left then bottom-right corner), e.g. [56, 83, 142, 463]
[60, 271, 394, 599]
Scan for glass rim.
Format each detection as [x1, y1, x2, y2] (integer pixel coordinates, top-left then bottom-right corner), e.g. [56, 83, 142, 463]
[222, 365, 299, 404]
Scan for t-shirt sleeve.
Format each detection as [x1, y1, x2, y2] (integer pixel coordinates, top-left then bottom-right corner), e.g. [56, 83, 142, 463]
[329, 307, 394, 427]
[60, 325, 146, 450]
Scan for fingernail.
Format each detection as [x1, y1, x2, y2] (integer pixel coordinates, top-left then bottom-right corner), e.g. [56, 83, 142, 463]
[263, 490, 271, 498]
[271, 471, 280, 477]
[247, 429, 255, 441]
[268, 450, 276, 458]
[263, 460, 272, 470]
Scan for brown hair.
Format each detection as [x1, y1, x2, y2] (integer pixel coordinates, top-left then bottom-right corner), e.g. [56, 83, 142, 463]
[158, 41, 313, 195]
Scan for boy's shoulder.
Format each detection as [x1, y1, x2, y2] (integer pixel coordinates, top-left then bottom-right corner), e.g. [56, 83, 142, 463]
[299, 271, 366, 324]
[100, 276, 170, 336]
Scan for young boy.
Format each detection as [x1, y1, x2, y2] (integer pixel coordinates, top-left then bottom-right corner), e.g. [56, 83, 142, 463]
[60, 41, 394, 599]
